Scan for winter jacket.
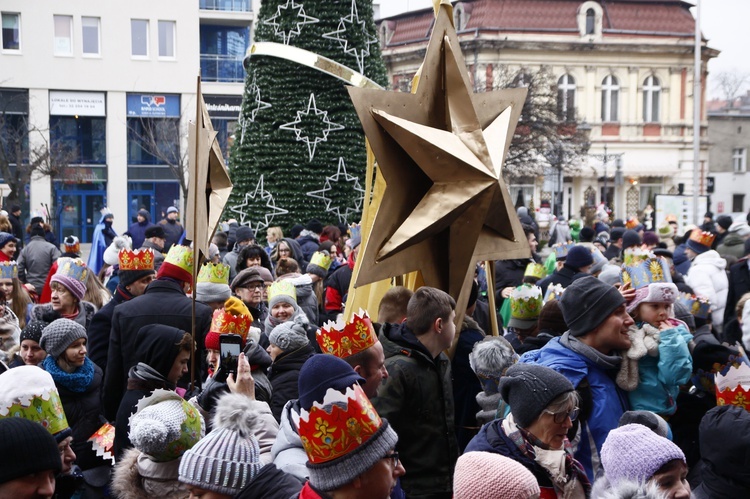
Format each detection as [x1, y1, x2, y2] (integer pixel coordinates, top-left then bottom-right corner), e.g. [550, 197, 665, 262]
[234, 463, 303, 499]
[243, 331, 273, 404]
[717, 230, 746, 260]
[103, 281, 213, 420]
[494, 258, 535, 308]
[724, 259, 750, 327]
[140, 240, 165, 270]
[537, 265, 590, 295]
[324, 253, 354, 314]
[110, 448, 188, 499]
[271, 399, 309, 482]
[452, 316, 484, 452]
[374, 322, 458, 499]
[685, 250, 728, 327]
[267, 343, 315, 422]
[296, 233, 319, 263]
[603, 243, 621, 261]
[127, 218, 155, 250]
[673, 243, 691, 276]
[87, 286, 133, 373]
[31, 301, 97, 331]
[520, 334, 630, 482]
[18, 235, 60, 290]
[8, 212, 23, 248]
[158, 218, 184, 253]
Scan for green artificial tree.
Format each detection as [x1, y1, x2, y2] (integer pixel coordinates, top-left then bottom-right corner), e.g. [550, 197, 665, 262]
[227, 0, 388, 237]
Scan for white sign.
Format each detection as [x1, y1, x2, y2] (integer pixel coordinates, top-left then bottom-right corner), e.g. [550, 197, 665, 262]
[654, 194, 708, 235]
[49, 91, 106, 116]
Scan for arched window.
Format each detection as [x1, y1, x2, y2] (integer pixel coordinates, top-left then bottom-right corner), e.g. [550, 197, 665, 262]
[557, 74, 576, 122]
[585, 9, 596, 35]
[643, 75, 661, 122]
[601, 75, 619, 122]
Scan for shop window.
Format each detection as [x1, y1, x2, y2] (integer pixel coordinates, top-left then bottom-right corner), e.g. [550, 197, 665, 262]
[127, 117, 180, 165]
[50, 116, 106, 164]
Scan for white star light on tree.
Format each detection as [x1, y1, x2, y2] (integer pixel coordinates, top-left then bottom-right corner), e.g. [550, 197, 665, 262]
[263, 0, 319, 45]
[306, 157, 365, 223]
[279, 93, 344, 161]
[322, 0, 378, 74]
[229, 175, 289, 232]
[239, 72, 272, 145]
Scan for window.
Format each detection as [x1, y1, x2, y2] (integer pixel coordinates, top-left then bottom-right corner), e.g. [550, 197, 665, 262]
[53, 15, 73, 55]
[585, 9, 595, 35]
[733, 194, 745, 213]
[82, 17, 100, 55]
[49, 116, 106, 164]
[131, 19, 148, 57]
[557, 74, 576, 122]
[200, 25, 249, 82]
[643, 75, 661, 122]
[733, 148, 747, 173]
[158, 20, 175, 58]
[601, 75, 619, 122]
[1, 12, 20, 51]
[127, 118, 180, 165]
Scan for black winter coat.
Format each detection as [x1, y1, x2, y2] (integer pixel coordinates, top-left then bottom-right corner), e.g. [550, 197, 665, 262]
[87, 286, 132, 373]
[494, 257, 539, 308]
[724, 259, 750, 327]
[268, 344, 315, 422]
[537, 266, 589, 295]
[235, 463, 303, 499]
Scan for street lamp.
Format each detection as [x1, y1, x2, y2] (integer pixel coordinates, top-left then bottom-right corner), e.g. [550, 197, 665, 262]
[589, 144, 624, 213]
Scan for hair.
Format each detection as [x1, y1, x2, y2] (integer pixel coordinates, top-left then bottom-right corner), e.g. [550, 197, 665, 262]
[97, 263, 112, 284]
[275, 257, 300, 277]
[271, 239, 292, 263]
[237, 244, 273, 275]
[736, 292, 750, 320]
[512, 324, 539, 343]
[522, 275, 540, 285]
[544, 390, 579, 414]
[6, 277, 31, 329]
[378, 286, 414, 324]
[406, 287, 456, 335]
[212, 231, 228, 248]
[320, 225, 341, 244]
[522, 224, 535, 238]
[343, 346, 374, 373]
[83, 270, 111, 309]
[266, 226, 283, 243]
[0, 214, 10, 233]
[176, 332, 193, 353]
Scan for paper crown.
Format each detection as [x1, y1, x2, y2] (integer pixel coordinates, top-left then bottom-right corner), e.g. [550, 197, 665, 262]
[677, 293, 711, 320]
[620, 256, 672, 290]
[317, 310, 377, 358]
[543, 283, 565, 303]
[691, 347, 747, 395]
[552, 242, 574, 260]
[162, 245, 194, 278]
[665, 214, 678, 223]
[269, 280, 296, 303]
[510, 285, 543, 320]
[524, 263, 546, 279]
[88, 423, 115, 465]
[293, 383, 384, 464]
[715, 352, 750, 411]
[625, 217, 640, 229]
[348, 223, 361, 240]
[0, 261, 17, 280]
[589, 246, 607, 267]
[56, 258, 88, 284]
[118, 248, 155, 271]
[210, 305, 252, 339]
[309, 251, 333, 272]
[0, 366, 70, 436]
[622, 247, 652, 267]
[63, 236, 80, 254]
[689, 230, 716, 248]
[197, 262, 230, 285]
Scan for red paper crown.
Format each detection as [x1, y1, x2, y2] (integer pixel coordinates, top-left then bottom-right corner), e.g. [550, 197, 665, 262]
[206, 308, 252, 349]
[293, 383, 383, 464]
[689, 230, 716, 248]
[119, 248, 155, 271]
[317, 310, 377, 359]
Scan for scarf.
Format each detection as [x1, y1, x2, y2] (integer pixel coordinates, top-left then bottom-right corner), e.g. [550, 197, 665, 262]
[560, 332, 622, 370]
[128, 362, 175, 390]
[43, 356, 95, 393]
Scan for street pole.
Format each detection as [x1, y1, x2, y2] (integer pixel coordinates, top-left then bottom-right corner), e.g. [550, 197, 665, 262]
[589, 144, 625, 218]
[693, 0, 701, 225]
[603, 144, 608, 208]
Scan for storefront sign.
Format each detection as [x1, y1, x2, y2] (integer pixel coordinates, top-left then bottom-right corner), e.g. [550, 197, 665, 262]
[49, 91, 106, 116]
[204, 95, 243, 119]
[127, 94, 180, 118]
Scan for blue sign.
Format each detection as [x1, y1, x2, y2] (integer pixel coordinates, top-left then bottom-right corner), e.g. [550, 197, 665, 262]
[127, 94, 180, 117]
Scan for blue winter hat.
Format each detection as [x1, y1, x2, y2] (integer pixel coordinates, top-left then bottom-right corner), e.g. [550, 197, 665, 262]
[298, 355, 365, 409]
[565, 245, 594, 269]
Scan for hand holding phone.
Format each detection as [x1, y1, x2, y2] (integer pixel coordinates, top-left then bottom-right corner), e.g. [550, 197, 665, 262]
[219, 334, 243, 377]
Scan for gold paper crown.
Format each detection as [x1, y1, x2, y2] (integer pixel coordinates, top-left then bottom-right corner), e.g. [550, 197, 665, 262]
[56, 258, 88, 284]
[163, 245, 194, 274]
[293, 383, 384, 464]
[317, 310, 377, 358]
[269, 280, 296, 303]
[0, 261, 17, 280]
[118, 248, 155, 271]
[197, 263, 230, 285]
[524, 263, 546, 279]
[309, 251, 333, 271]
[689, 230, 716, 248]
[210, 303, 252, 339]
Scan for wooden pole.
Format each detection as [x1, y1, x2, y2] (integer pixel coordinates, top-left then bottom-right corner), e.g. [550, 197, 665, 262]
[189, 76, 202, 392]
[486, 260, 499, 336]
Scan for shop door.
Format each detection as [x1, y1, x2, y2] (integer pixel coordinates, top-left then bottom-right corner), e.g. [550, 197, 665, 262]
[57, 191, 106, 243]
[129, 191, 155, 224]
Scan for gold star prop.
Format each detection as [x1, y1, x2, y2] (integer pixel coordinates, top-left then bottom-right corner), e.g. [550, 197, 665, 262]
[347, 1, 530, 323]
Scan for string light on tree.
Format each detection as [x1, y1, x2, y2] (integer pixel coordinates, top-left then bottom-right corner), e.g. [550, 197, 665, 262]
[229, 175, 289, 232]
[279, 93, 345, 161]
[262, 0, 319, 45]
[322, 0, 379, 74]
[306, 157, 365, 223]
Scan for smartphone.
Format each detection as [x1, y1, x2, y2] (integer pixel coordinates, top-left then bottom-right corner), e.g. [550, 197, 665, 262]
[219, 334, 243, 377]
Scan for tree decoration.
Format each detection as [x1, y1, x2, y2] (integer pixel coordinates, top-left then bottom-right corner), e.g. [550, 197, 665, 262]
[262, 0, 320, 45]
[306, 157, 365, 223]
[229, 175, 289, 232]
[323, 0, 379, 74]
[279, 93, 345, 161]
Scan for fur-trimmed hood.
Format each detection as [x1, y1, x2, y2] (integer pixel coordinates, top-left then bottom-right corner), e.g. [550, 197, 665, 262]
[591, 475, 667, 499]
[110, 447, 188, 499]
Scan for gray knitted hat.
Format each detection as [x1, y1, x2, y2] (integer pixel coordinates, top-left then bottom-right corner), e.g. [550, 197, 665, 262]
[39, 319, 87, 360]
[268, 316, 308, 352]
[559, 275, 624, 337]
[194, 282, 231, 305]
[500, 363, 574, 428]
[179, 393, 262, 495]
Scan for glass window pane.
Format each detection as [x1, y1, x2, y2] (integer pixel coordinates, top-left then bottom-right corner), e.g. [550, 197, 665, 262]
[158, 21, 175, 57]
[2, 13, 20, 50]
[54, 15, 72, 55]
[131, 19, 148, 56]
[82, 17, 99, 55]
[611, 90, 619, 122]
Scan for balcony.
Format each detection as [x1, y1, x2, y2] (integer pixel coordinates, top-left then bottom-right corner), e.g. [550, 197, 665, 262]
[199, 0, 251, 12]
[200, 54, 245, 83]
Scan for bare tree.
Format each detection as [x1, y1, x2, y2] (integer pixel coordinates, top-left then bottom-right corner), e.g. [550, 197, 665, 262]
[714, 70, 750, 106]
[127, 116, 188, 197]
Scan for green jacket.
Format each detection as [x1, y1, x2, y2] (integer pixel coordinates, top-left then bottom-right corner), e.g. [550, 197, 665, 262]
[374, 323, 458, 499]
[717, 231, 747, 260]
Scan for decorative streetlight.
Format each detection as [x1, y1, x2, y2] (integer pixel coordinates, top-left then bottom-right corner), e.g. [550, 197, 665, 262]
[589, 144, 624, 213]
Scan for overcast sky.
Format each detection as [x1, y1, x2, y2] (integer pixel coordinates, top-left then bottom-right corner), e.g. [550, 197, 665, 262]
[376, 0, 750, 98]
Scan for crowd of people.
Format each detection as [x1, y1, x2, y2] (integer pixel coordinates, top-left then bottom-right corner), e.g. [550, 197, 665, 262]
[0, 203, 748, 499]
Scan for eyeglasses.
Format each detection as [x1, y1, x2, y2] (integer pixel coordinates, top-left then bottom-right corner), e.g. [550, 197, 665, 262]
[383, 451, 399, 468]
[247, 283, 264, 291]
[544, 407, 579, 424]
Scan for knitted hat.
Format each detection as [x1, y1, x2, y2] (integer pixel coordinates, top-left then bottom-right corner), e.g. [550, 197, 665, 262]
[0, 232, 16, 249]
[290, 224, 304, 239]
[138, 209, 150, 219]
[601, 423, 685, 486]
[469, 336, 518, 395]
[103, 236, 132, 266]
[579, 227, 595, 243]
[195, 263, 231, 305]
[537, 299, 568, 336]
[235, 226, 255, 243]
[62, 235, 80, 255]
[642, 231, 659, 247]
[230, 267, 263, 292]
[559, 276, 625, 337]
[565, 245, 594, 269]
[454, 452, 540, 499]
[157, 245, 194, 285]
[128, 389, 205, 462]
[205, 297, 253, 350]
[717, 215, 733, 230]
[179, 393, 263, 495]
[500, 363, 574, 428]
[298, 354, 366, 409]
[268, 280, 298, 310]
[598, 265, 622, 287]
[20, 320, 49, 344]
[618, 411, 671, 439]
[40, 319, 87, 360]
[145, 225, 166, 239]
[50, 258, 88, 301]
[610, 227, 626, 241]
[167, 206, 179, 214]
[307, 251, 333, 279]
[0, 366, 71, 442]
[268, 315, 309, 352]
[622, 230, 642, 250]
[0, 417, 61, 484]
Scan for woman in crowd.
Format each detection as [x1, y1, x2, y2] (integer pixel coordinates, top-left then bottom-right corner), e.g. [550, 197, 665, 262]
[265, 226, 283, 257]
[0, 261, 32, 329]
[31, 258, 96, 330]
[270, 238, 307, 272]
[0, 232, 17, 263]
[83, 268, 111, 310]
[0, 286, 21, 360]
[7, 319, 47, 367]
[237, 243, 275, 278]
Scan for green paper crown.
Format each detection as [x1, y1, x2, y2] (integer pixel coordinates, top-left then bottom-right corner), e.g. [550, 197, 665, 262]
[0, 366, 70, 436]
[524, 263, 546, 279]
[510, 285, 543, 320]
[197, 263, 230, 285]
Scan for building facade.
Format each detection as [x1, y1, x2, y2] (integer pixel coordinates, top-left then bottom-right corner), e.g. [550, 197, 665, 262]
[377, 0, 717, 222]
[0, 0, 256, 241]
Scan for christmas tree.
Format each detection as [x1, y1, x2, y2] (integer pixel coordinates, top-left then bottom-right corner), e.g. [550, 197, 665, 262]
[227, 0, 388, 235]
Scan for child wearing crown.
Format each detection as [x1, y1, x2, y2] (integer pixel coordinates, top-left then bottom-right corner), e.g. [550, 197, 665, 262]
[618, 257, 693, 417]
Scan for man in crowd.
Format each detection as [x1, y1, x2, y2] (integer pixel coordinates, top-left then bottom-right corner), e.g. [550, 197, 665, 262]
[140, 226, 166, 270]
[159, 206, 184, 252]
[223, 225, 255, 282]
[18, 223, 60, 294]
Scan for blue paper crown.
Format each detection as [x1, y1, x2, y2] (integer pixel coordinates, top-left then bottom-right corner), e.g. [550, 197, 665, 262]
[552, 243, 574, 260]
[677, 293, 711, 320]
[56, 258, 88, 284]
[543, 284, 565, 303]
[0, 261, 17, 280]
[349, 223, 361, 240]
[590, 246, 608, 267]
[620, 256, 672, 290]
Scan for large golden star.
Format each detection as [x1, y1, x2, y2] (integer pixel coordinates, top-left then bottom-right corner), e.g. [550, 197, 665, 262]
[347, 2, 530, 317]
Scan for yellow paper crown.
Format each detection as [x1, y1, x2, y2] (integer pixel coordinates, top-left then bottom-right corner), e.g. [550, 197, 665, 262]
[197, 263, 230, 285]
[690, 230, 716, 248]
[293, 383, 384, 464]
[0, 366, 70, 436]
[163, 245, 194, 273]
[523, 263, 546, 279]
[269, 280, 297, 303]
[118, 248, 155, 271]
[317, 309, 377, 358]
[0, 261, 17, 280]
[309, 251, 333, 272]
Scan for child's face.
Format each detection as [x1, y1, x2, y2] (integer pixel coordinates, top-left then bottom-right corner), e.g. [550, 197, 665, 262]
[637, 302, 671, 325]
